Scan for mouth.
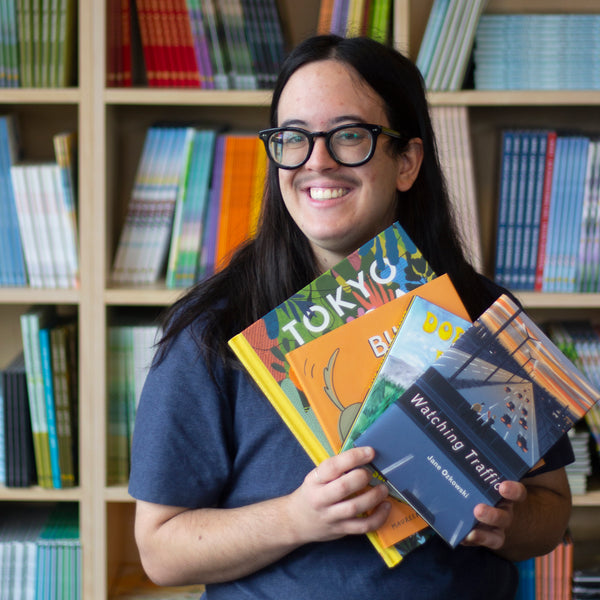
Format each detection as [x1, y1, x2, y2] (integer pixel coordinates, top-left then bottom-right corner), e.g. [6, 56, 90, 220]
[308, 187, 349, 200]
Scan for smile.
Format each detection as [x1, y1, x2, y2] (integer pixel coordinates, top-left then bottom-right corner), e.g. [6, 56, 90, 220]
[309, 187, 348, 200]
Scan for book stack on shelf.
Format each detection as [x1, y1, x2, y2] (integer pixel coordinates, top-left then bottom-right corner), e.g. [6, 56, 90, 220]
[106, 318, 160, 485]
[0, 503, 80, 600]
[0, 0, 77, 88]
[107, 0, 286, 89]
[566, 428, 592, 496]
[416, 0, 488, 91]
[573, 567, 600, 600]
[494, 129, 600, 293]
[316, 0, 393, 42]
[0, 306, 78, 490]
[514, 535, 574, 600]
[0, 114, 79, 289]
[474, 14, 600, 91]
[111, 124, 265, 288]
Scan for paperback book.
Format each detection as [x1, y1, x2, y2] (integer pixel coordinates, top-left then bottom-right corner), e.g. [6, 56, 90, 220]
[356, 294, 600, 548]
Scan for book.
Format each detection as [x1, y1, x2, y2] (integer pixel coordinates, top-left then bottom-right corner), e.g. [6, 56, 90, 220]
[356, 294, 600, 548]
[229, 222, 435, 566]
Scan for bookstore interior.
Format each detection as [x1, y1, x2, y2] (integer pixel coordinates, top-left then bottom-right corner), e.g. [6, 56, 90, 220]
[1, 0, 600, 598]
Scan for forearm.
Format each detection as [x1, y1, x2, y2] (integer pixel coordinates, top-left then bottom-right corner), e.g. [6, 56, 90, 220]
[135, 496, 304, 586]
[496, 476, 572, 561]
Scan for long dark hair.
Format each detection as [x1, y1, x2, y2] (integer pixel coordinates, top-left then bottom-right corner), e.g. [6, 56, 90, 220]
[157, 35, 488, 367]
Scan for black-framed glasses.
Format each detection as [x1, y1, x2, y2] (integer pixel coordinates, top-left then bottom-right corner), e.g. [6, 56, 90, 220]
[258, 123, 406, 169]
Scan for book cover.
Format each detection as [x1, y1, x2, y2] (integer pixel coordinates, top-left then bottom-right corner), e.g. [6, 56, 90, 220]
[356, 294, 600, 548]
[229, 222, 435, 567]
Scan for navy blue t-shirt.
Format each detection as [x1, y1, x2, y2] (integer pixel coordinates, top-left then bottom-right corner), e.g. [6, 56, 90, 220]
[129, 315, 572, 600]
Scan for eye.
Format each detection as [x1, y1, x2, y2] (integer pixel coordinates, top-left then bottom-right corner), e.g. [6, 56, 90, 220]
[334, 128, 368, 145]
[282, 131, 307, 146]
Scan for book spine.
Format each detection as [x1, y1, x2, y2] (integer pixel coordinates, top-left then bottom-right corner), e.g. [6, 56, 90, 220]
[39, 327, 62, 488]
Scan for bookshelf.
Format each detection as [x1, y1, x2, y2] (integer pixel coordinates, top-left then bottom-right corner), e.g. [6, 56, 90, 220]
[1, 0, 600, 597]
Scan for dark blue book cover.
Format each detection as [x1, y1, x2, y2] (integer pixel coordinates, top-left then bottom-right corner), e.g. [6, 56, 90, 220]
[355, 294, 600, 547]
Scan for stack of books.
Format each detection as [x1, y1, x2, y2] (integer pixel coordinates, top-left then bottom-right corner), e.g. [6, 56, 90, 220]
[106, 317, 160, 485]
[107, 0, 286, 89]
[514, 534, 574, 600]
[494, 129, 600, 293]
[316, 0, 394, 43]
[0, 306, 78, 490]
[229, 222, 600, 563]
[474, 14, 600, 90]
[0, 503, 80, 599]
[0, 0, 77, 88]
[111, 124, 265, 288]
[0, 114, 78, 289]
[416, 0, 488, 91]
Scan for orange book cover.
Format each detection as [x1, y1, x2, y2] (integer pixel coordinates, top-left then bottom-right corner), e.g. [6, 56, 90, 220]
[215, 135, 257, 269]
[248, 139, 266, 237]
[317, 0, 335, 33]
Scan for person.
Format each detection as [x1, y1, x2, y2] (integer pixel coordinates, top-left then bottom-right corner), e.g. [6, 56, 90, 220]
[128, 34, 573, 599]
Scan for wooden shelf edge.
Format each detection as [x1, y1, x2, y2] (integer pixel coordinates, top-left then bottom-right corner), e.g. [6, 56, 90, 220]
[104, 285, 186, 306]
[104, 87, 273, 107]
[0, 88, 81, 104]
[429, 90, 600, 107]
[0, 287, 81, 305]
[0, 485, 83, 501]
[105, 485, 134, 502]
[515, 291, 600, 310]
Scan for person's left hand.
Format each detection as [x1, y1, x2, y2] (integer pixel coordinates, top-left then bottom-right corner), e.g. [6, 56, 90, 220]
[461, 480, 527, 551]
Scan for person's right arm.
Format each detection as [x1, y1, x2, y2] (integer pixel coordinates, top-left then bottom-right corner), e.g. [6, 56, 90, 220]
[134, 446, 391, 586]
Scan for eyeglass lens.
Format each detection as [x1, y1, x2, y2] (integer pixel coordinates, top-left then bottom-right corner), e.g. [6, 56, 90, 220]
[268, 126, 375, 167]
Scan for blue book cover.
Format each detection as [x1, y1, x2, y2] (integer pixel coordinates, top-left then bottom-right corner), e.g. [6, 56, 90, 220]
[356, 294, 600, 548]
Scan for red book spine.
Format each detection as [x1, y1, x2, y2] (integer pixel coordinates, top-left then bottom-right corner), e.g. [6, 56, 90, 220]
[173, 0, 201, 87]
[135, 0, 156, 85]
[120, 0, 132, 86]
[534, 130, 558, 292]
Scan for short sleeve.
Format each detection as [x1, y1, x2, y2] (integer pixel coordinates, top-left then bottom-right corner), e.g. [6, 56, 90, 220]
[128, 326, 233, 508]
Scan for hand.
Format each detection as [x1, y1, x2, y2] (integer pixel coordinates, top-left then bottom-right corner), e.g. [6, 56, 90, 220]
[286, 446, 391, 545]
[461, 480, 527, 551]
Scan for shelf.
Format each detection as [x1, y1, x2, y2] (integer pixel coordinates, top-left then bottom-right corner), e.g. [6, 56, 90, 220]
[0, 287, 81, 305]
[0, 88, 81, 104]
[104, 285, 184, 306]
[104, 88, 273, 107]
[0, 485, 82, 501]
[105, 486, 133, 503]
[428, 90, 600, 107]
[516, 292, 600, 310]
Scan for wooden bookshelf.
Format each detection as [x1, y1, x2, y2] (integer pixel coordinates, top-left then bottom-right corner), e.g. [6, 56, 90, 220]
[1, 0, 600, 597]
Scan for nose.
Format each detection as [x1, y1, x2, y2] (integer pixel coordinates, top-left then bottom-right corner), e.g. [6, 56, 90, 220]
[304, 136, 338, 170]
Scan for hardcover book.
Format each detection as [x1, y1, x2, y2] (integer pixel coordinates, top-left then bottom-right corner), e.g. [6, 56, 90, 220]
[356, 294, 600, 548]
[229, 221, 435, 566]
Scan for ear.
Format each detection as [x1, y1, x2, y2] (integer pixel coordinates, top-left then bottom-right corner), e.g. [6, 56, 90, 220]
[396, 138, 424, 192]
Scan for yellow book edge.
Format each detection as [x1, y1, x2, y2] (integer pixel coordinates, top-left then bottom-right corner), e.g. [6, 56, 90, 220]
[228, 333, 402, 568]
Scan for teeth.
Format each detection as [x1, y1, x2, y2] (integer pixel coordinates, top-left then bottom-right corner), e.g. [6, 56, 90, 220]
[309, 187, 346, 200]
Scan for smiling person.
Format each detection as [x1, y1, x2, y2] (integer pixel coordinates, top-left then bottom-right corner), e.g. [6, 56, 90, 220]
[128, 35, 573, 600]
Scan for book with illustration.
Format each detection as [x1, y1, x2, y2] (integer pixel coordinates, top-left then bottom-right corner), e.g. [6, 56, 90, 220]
[228, 221, 435, 566]
[356, 294, 600, 548]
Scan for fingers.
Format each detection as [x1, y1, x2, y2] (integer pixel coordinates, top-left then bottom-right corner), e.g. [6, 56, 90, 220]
[313, 446, 376, 485]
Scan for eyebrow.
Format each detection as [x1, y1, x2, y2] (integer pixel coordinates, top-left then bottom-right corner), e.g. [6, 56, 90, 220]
[279, 115, 368, 128]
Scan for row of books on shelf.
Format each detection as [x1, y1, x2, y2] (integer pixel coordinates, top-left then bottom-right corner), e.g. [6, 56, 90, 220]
[228, 221, 600, 566]
[316, 0, 393, 43]
[107, 318, 160, 485]
[111, 124, 265, 287]
[0, 114, 78, 289]
[0, 503, 80, 600]
[474, 14, 600, 91]
[494, 129, 600, 293]
[514, 534, 573, 600]
[110, 106, 480, 288]
[416, 0, 487, 92]
[107, 0, 286, 89]
[0, 0, 76, 88]
[0, 307, 78, 490]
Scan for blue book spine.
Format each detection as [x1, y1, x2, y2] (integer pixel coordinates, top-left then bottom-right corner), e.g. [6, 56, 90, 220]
[504, 131, 522, 289]
[494, 130, 514, 287]
[39, 327, 62, 489]
[511, 131, 531, 290]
